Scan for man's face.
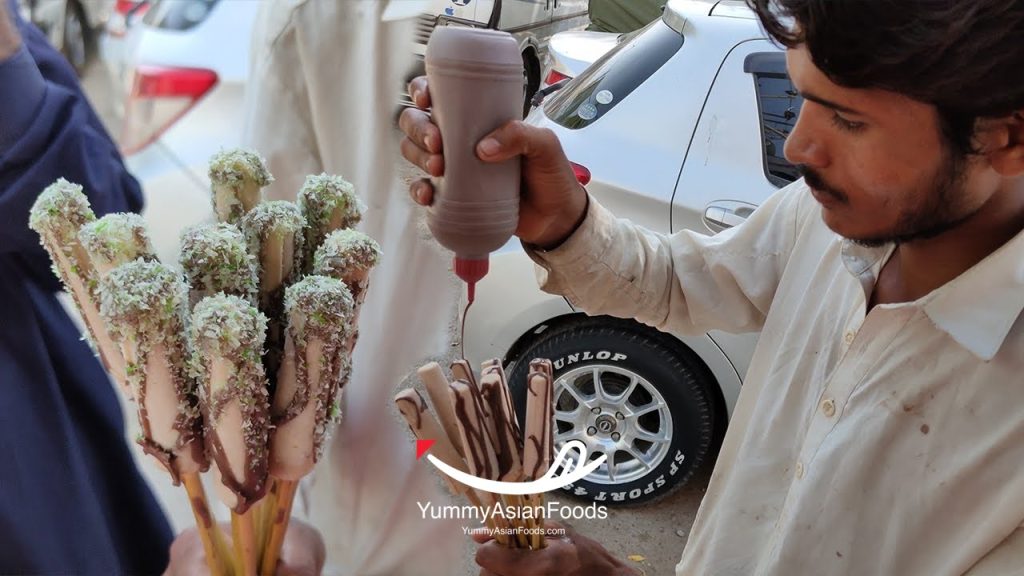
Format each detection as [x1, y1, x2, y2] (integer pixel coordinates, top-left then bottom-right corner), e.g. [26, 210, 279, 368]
[783, 46, 994, 246]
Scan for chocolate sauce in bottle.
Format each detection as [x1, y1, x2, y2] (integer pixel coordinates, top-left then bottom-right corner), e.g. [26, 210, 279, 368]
[425, 27, 524, 305]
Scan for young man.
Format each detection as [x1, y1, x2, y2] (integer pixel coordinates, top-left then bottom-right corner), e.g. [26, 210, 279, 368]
[399, 0, 1024, 574]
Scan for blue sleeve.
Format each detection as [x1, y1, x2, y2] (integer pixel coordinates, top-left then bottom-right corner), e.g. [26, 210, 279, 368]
[0, 2, 143, 262]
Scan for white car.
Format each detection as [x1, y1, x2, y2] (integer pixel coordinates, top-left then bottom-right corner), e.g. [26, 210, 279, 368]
[114, 0, 257, 263]
[541, 29, 620, 87]
[465, 0, 804, 504]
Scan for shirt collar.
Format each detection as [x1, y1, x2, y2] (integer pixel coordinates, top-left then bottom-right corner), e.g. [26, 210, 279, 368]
[840, 229, 1024, 361]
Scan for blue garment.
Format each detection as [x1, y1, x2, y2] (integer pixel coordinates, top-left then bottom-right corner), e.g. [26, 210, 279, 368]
[0, 3, 173, 575]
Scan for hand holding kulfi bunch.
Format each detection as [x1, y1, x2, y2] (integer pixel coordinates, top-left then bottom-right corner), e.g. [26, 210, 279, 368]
[29, 149, 380, 576]
[395, 358, 556, 551]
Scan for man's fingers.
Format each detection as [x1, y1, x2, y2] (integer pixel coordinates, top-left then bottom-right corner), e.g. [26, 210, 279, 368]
[475, 539, 573, 575]
[163, 528, 211, 576]
[408, 76, 431, 109]
[470, 529, 495, 544]
[400, 137, 445, 177]
[408, 179, 434, 206]
[276, 519, 325, 576]
[476, 121, 561, 163]
[398, 107, 443, 154]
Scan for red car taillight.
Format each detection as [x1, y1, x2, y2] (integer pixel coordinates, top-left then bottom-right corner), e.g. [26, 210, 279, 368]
[120, 65, 218, 155]
[545, 69, 571, 85]
[108, 1, 150, 38]
[570, 161, 591, 185]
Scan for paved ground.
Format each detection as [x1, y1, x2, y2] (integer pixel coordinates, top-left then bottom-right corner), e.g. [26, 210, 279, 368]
[80, 55, 713, 576]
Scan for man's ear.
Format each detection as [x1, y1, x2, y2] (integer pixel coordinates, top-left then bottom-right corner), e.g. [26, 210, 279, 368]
[981, 112, 1024, 177]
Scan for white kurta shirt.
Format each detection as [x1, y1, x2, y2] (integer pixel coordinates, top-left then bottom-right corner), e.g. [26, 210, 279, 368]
[530, 179, 1024, 576]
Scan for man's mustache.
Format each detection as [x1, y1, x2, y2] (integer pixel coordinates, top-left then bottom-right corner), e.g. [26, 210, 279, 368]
[798, 165, 849, 203]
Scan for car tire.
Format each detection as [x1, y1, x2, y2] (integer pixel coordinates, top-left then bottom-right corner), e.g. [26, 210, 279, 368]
[506, 316, 720, 505]
[521, 50, 540, 117]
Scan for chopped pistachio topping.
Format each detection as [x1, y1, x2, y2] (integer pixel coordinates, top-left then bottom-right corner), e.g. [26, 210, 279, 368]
[285, 275, 354, 345]
[99, 259, 186, 342]
[28, 178, 96, 242]
[299, 173, 361, 234]
[313, 229, 382, 278]
[179, 223, 258, 304]
[79, 213, 155, 271]
[296, 172, 360, 228]
[240, 200, 305, 252]
[190, 294, 268, 358]
[208, 149, 272, 223]
[208, 148, 273, 189]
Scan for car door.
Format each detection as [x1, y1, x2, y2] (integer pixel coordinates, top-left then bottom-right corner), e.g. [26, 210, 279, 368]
[552, 0, 588, 23]
[437, 0, 481, 22]
[670, 40, 802, 235]
[492, 0, 551, 30]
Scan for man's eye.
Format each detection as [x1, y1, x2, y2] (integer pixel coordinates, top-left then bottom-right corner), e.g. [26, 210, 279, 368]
[830, 112, 866, 133]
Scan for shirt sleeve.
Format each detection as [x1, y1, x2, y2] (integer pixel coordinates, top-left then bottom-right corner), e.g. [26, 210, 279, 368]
[0, 7, 143, 263]
[964, 526, 1024, 575]
[526, 179, 811, 336]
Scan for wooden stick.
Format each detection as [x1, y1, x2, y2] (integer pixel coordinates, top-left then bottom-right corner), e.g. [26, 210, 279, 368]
[182, 472, 231, 576]
[232, 508, 258, 576]
[255, 483, 278, 562]
[259, 478, 298, 576]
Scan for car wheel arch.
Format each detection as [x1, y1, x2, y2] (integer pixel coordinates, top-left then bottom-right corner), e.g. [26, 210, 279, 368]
[503, 313, 733, 426]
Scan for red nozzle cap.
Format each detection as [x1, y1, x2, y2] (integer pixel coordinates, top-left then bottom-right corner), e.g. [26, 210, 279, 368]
[454, 257, 489, 303]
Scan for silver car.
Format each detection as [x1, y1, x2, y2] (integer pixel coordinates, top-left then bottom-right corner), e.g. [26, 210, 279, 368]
[465, 0, 804, 504]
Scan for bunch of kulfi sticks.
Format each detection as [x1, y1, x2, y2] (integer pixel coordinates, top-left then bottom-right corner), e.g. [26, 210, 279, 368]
[28, 149, 381, 576]
[395, 359, 555, 550]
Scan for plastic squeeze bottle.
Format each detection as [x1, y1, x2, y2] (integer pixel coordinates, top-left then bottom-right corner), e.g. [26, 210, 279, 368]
[424, 26, 524, 305]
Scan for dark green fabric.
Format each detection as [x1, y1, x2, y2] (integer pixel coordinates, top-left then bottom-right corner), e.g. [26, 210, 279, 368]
[588, 0, 666, 33]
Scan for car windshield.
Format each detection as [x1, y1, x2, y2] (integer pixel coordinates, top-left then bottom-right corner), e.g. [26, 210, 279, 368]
[544, 18, 683, 130]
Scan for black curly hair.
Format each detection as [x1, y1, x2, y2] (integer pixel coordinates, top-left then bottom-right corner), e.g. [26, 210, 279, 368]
[745, 0, 1024, 155]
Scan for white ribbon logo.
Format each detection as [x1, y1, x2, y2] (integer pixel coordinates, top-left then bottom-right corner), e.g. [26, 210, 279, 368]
[426, 440, 607, 495]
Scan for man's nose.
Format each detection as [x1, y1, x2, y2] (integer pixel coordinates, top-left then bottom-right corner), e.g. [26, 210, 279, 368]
[784, 110, 828, 169]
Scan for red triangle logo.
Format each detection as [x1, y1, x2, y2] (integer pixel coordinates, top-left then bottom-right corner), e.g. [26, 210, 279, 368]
[416, 439, 435, 460]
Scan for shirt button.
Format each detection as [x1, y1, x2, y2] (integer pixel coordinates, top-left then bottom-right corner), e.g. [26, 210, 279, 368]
[844, 331, 856, 345]
[821, 398, 836, 418]
[795, 461, 804, 479]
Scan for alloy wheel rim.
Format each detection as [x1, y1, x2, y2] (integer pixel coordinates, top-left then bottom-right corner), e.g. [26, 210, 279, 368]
[552, 364, 673, 486]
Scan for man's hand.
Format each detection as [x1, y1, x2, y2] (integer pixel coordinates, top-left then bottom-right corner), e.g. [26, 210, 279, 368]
[163, 519, 326, 576]
[0, 1, 21, 61]
[473, 522, 641, 576]
[398, 76, 589, 250]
